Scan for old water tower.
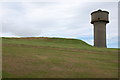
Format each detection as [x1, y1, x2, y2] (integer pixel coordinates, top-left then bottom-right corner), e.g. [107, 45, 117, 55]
[91, 9, 109, 48]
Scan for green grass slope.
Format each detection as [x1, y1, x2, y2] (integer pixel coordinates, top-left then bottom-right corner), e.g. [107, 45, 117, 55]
[2, 37, 118, 78]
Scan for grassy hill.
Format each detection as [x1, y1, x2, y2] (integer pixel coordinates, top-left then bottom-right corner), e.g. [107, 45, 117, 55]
[2, 37, 118, 78]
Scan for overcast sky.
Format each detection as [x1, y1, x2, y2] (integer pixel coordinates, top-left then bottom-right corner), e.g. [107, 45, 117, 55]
[0, 0, 119, 48]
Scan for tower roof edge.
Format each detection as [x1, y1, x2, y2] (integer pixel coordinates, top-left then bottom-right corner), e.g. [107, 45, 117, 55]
[91, 9, 109, 15]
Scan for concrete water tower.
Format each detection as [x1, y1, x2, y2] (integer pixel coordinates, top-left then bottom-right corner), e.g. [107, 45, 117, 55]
[91, 9, 109, 48]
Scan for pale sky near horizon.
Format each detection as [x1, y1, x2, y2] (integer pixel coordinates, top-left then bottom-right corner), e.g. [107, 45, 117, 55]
[0, 0, 119, 48]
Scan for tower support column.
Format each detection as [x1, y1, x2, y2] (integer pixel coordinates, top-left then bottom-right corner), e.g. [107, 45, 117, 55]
[94, 22, 106, 47]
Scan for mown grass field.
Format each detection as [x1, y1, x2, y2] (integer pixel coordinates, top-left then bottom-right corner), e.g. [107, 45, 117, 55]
[2, 37, 118, 78]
